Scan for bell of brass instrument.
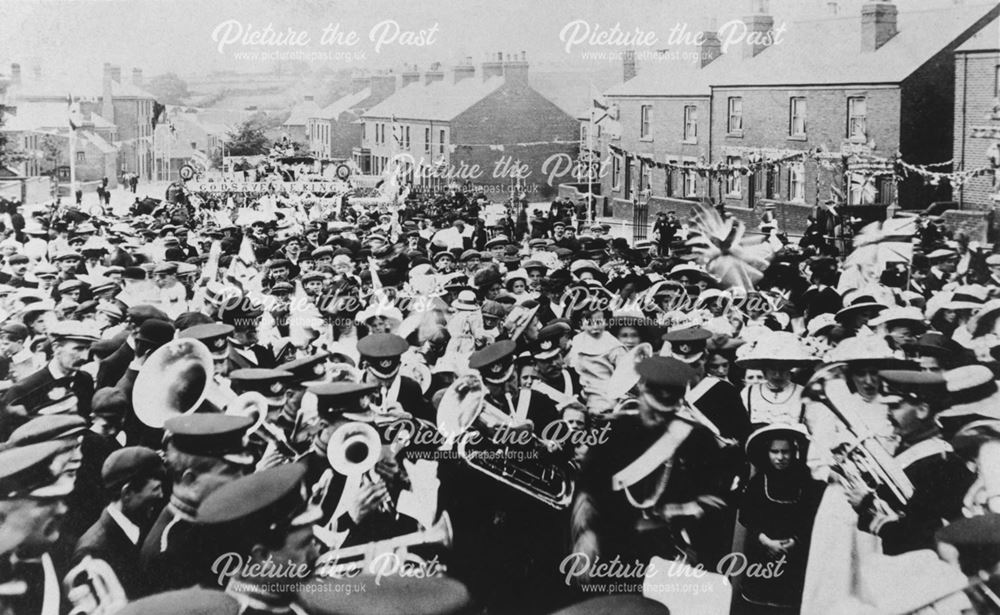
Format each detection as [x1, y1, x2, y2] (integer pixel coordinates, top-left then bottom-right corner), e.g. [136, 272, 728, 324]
[316, 512, 453, 574]
[227, 391, 299, 458]
[437, 373, 575, 509]
[326, 421, 394, 514]
[133, 338, 221, 428]
[64, 555, 127, 615]
[804, 363, 914, 515]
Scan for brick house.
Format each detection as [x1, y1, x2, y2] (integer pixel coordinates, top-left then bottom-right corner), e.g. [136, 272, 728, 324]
[600, 1, 1000, 233]
[306, 73, 400, 161]
[954, 14, 1000, 239]
[359, 53, 579, 200]
[281, 96, 321, 146]
[101, 65, 156, 181]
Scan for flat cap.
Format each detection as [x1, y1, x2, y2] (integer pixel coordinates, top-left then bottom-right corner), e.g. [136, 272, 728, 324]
[127, 304, 169, 324]
[49, 320, 101, 344]
[0, 441, 75, 499]
[101, 446, 165, 492]
[92, 387, 131, 418]
[8, 415, 88, 446]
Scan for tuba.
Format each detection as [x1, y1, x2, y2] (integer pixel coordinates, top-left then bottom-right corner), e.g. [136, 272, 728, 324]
[803, 363, 914, 516]
[64, 556, 128, 615]
[132, 338, 228, 428]
[326, 421, 394, 515]
[437, 373, 575, 509]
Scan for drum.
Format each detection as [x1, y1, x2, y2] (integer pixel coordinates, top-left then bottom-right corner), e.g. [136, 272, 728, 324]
[548, 595, 670, 615]
[296, 574, 475, 615]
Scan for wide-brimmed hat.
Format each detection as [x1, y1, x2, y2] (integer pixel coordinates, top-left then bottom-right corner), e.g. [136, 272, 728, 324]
[967, 299, 1000, 336]
[938, 365, 1000, 434]
[950, 419, 1000, 460]
[835, 293, 887, 324]
[824, 334, 909, 368]
[736, 331, 820, 369]
[946, 285, 988, 311]
[745, 423, 810, 468]
[451, 290, 479, 312]
[868, 306, 927, 330]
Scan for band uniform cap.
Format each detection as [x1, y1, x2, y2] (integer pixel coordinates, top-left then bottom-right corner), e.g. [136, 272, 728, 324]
[196, 462, 320, 531]
[101, 446, 165, 492]
[8, 414, 87, 447]
[468, 339, 517, 371]
[278, 353, 331, 385]
[163, 414, 255, 465]
[307, 382, 378, 416]
[49, 320, 100, 344]
[636, 356, 698, 392]
[179, 323, 235, 357]
[662, 326, 712, 363]
[135, 318, 176, 347]
[357, 333, 408, 359]
[127, 304, 170, 325]
[0, 322, 29, 341]
[534, 323, 568, 360]
[228, 368, 294, 399]
[114, 588, 241, 615]
[0, 441, 74, 500]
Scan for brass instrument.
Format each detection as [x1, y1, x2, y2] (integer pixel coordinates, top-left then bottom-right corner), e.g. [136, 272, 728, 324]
[315, 512, 453, 575]
[326, 421, 394, 515]
[226, 391, 299, 459]
[804, 363, 914, 515]
[64, 556, 128, 615]
[437, 373, 575, 509]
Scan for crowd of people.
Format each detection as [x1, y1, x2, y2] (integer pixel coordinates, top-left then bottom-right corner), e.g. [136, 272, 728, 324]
[0, 159, 996, 615]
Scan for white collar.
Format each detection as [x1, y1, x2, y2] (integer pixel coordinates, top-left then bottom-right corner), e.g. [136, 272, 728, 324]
[106, 502, 141, 545]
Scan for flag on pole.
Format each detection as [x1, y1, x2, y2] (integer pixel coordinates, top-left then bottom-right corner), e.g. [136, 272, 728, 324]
[391, 114, 400, 145]
[67, 94, 82, 130]
[590, 84, 609, 125]
[151, 101, 166, 130]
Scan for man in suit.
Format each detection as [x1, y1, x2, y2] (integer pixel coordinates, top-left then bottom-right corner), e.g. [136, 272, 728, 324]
[73, 446, 165, 599]
[0, 321, 100, 439]
[95, 305, 169, 389]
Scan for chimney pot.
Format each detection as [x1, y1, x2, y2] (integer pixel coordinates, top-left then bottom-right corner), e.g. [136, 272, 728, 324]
[741, 7, 775, 58]
[861, 1, 898, 52]
[622, 49, 637, 82]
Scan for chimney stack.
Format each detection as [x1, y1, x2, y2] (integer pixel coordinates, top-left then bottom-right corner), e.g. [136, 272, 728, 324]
[401, 65, 421, 87]
[10, 64, 20, 86]
[110, 65, 121, 83]
[481, 51, 504, 81]
[132, 68, 143, 86]
[369, 73, 397, 101]
[102, 63, 114, 122]
[742, 0, 775, 59]
[861, 1, 898, 52]
[425, 62, 445, 85]
[622, 49, 637, 82]
[699, 22, 722, 68]
[502, 51, 529, 86]
[351, 74, 371, 94]
[453, 57, 475, 83]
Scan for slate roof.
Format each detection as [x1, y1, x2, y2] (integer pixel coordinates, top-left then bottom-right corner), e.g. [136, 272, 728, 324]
[311, 89, 371, 121]
[362, 76, 505, 122]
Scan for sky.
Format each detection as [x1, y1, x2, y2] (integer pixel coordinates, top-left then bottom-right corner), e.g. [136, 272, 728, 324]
[0, 0, 981, 82]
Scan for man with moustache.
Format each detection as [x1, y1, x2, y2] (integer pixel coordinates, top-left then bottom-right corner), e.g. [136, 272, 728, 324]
[72, 446, 166, 599]
[0, 321, 99, 439]
[196, 463, 321, 615]
[0, 441, 78, 615]
[1, 253, 37, 288]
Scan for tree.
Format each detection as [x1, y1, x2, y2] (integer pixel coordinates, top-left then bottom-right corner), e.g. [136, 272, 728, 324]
[145, 73, 191, 105]
[39, 134, 63, 173]
[225, 119, 270, 157]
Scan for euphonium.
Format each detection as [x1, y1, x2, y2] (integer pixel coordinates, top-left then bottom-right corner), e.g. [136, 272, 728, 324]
[803, 363, 914, 516]
[132, 338, 229, 428]
[437, 373, 575, 509]
[64, 556, 127, 615]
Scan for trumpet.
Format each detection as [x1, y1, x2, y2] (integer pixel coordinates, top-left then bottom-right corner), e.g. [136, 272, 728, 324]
[804, 363, 914, 516]
[316, 512, 453, 574]
[64, 556, 127, 615]
[437, 373, 575, 509]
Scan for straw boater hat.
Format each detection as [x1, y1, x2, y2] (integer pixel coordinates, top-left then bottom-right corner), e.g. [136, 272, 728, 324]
[945, 285, 988, 312]
[736, 331, 819, 369]
[967, 299, 1000, 336]
[868, 306, 927, 331]
[937, 365, 1000, 434]
[834, 293, 887, 324]
[745, 423, 811, 468]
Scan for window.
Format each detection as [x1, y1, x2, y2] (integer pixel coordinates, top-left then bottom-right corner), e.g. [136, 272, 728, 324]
[727, 97, 743, 134]
[683, 106, 698, 141]
[611, 154, 621, 191]
[640, 105, 652, 139]
[789, 97, 806, 136]
[361, 123, 366, 143]
[424, 127, 431, 153]
[403, 125, 411, 149]
[439, 129, 446, 155]
[848, 97, 867, 140]
[665, 157, 678, 197]
[643, 163, 652, 195]
[788, 162, 805, 201]
[76, 151, 85, 163]
[683, 160, 697, 197]
[726, 156, 742, 196]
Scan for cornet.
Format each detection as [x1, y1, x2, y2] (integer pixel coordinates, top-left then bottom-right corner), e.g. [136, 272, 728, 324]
[64, 556, 127, 615]
[316, 512, 453, 575]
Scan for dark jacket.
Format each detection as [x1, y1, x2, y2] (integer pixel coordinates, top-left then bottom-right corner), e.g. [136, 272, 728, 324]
[73, 508, 145, 599]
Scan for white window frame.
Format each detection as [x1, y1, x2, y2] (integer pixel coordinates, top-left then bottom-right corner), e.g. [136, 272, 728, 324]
[789, 97, 806, 137]
[727, 97, 743, 134]
[683, 105, 698, 142]
[788, 162, 805, 202]
[683, 160, 698, 197]
[848, 96, 867, 140]
[726, 156, 742, 196]
[640, 105, 652, 140]
[424, 127, 431, 153]
[611, 154, 622, 191]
